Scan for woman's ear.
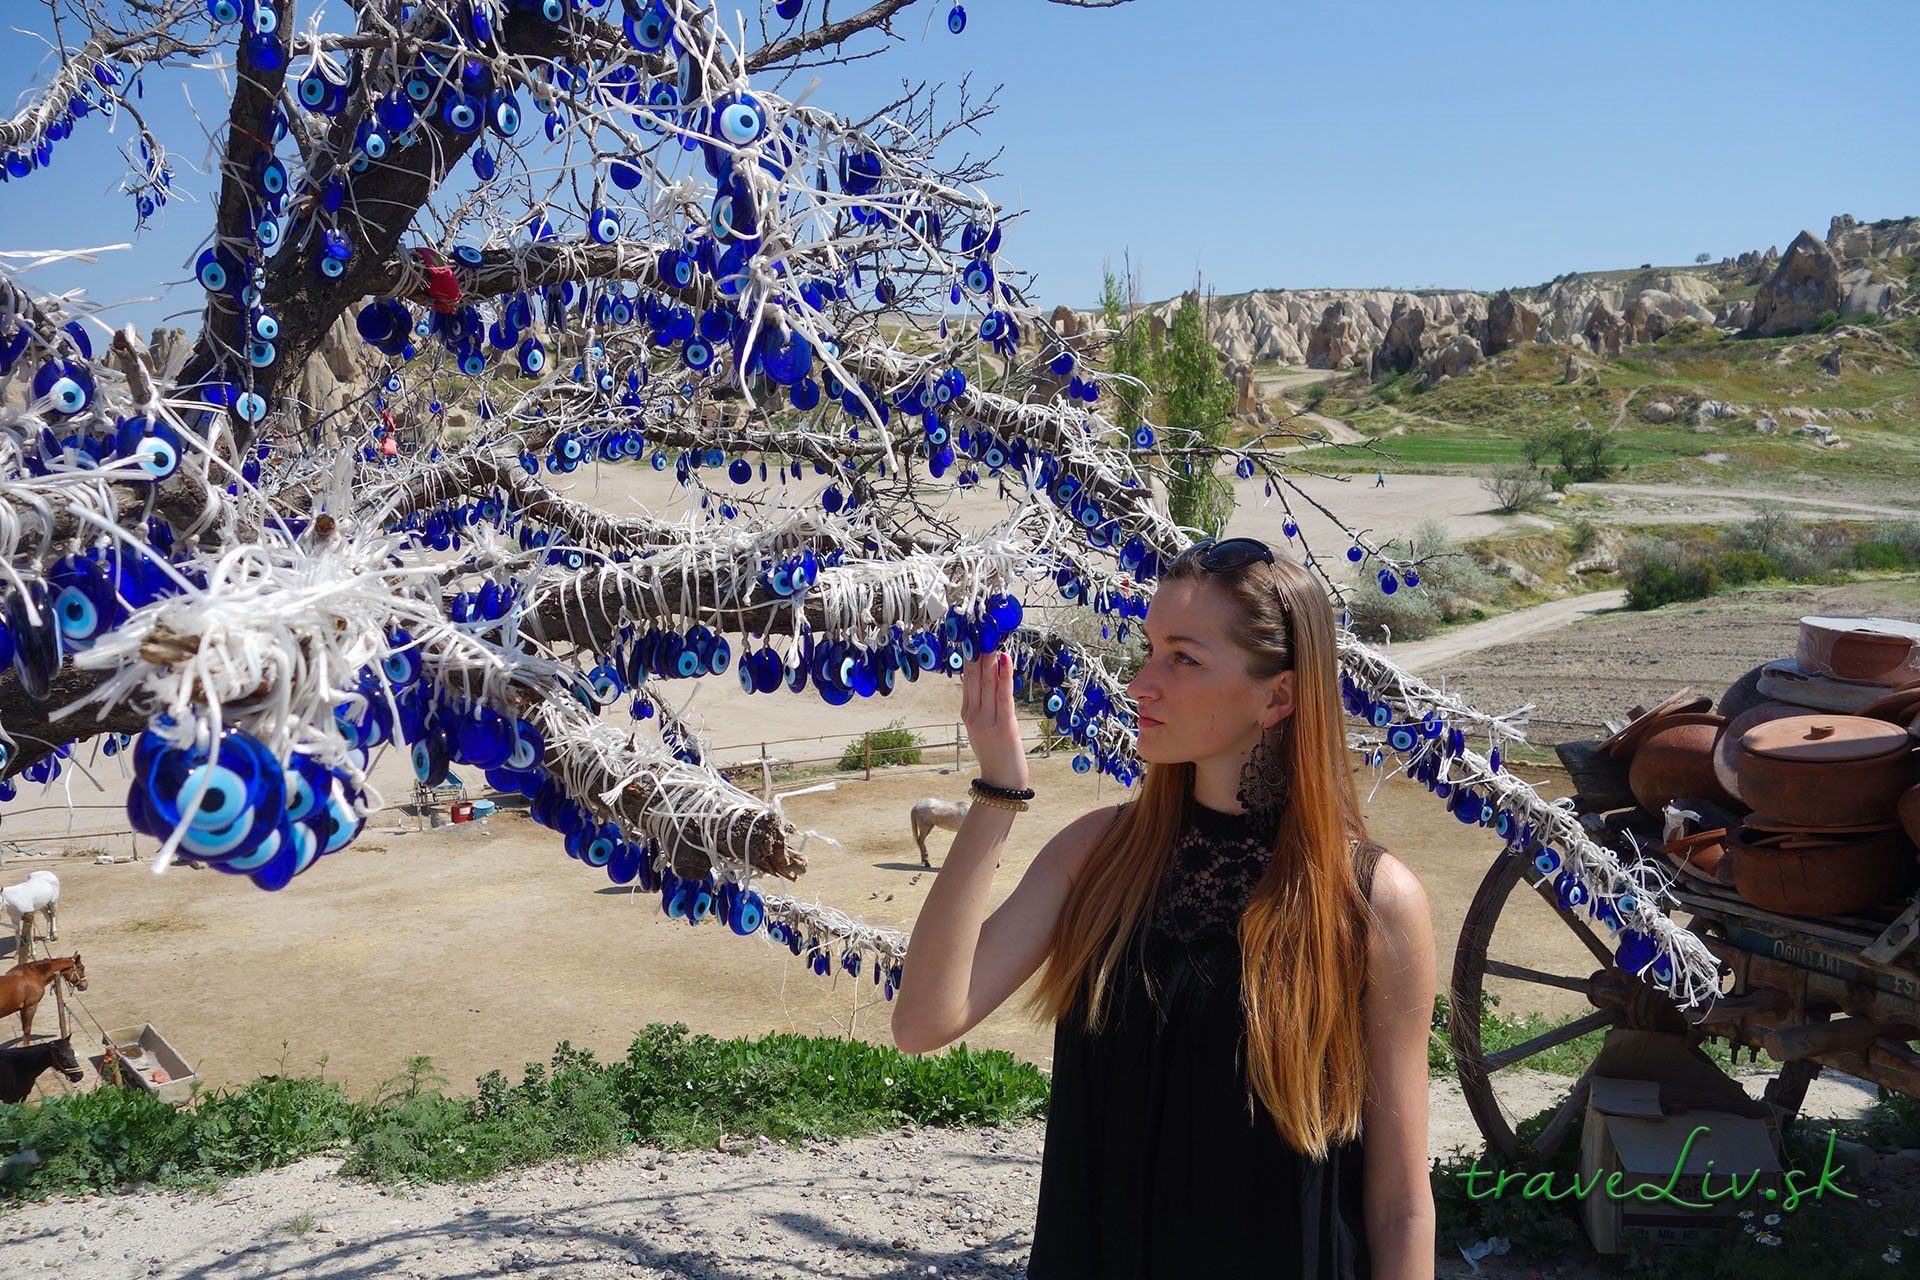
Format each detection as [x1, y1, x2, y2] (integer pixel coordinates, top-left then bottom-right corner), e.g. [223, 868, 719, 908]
[1261, 669, 1297, 730]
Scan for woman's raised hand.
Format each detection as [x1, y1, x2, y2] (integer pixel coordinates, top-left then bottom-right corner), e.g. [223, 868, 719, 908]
[960, 651, 1030, 791]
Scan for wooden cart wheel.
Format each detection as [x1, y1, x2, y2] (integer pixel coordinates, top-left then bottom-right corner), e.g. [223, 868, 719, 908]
[1449, 844, 1676, 1164]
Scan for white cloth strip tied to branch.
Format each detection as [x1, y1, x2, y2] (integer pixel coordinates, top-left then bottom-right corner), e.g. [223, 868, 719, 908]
[760, 890, 909, 967]
[1338, 633, 1535, 751]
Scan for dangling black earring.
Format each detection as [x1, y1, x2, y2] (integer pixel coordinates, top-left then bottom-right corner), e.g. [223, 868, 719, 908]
[1236, 723, 1292, 821]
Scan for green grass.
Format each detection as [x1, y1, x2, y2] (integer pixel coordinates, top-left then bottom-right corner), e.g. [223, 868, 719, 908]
[0, 1025, 1048, 1203]
[1288, 319, 1920, 486]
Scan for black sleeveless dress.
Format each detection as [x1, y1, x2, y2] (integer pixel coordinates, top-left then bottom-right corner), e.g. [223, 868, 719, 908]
[1027, 797, 1379, 1280]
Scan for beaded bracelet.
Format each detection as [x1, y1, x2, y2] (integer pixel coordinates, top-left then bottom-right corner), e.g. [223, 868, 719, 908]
[971, 777, 1035, 800]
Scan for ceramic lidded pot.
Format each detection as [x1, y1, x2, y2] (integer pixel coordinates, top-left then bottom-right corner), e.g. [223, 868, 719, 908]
[1728, 825, 1917, 916]
[1628, 713, 1738, 814]
[1734, 714, 1917, 828]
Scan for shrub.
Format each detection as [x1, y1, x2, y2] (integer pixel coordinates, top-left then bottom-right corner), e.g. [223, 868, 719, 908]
[838, 717, 923, 771]
[1480, 463, 1551, 513]
[1620, 538, 1717, 610]
[1564, 518, 1598, 557]
[1343, 520, 1497, 641]
[1853, 541, 1913, 571]
[1712, 548, 1780, 586]
[1812, 309, 1841, 332]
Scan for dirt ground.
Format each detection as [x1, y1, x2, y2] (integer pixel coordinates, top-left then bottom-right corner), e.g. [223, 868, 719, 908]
[1430, 577, 1920, 739]
[0, 744, 1585, 1096]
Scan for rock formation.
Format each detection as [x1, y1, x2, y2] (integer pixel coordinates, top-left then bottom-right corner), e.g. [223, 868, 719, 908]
[1747, 230, 1844, 336]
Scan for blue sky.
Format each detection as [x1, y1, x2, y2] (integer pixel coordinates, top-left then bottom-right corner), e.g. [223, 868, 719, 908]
[2, 0, 1915, 332]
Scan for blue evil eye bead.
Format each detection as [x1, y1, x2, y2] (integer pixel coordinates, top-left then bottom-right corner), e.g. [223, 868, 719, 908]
[1072, 754, 1092, 774]
[1404, 569, 1419, 588]
[1614, 930, 1657, 976]
[1369, 701, 1392, 729]
[411, 734, 451, 786]
[208, 0, 240, 19]
[1532, 846, 1561, 876]
[1387, 724, 1417, 753]
[624, 0, 670, 50]
[682, 338, 713, 371]
[488, 92, 521, 137]
[584, 830, 617, 868]
[947, 3, 967, 32]
[1132, 426, 1155, 450]
[727, 887, 764, 936]
[252, 153, 288, 201]
[196, 245, 241, 291]
[233, 391, 268, 422]
[1345, 544, 1364, 563]
[31, 360, 93, 416]
[1420, 711, 1444, 740]
[443, 93, 482, 133]
[588, 206, 620, 244]
[48, 558, 123, 650]
[382, 629, 420, 685]
[714, 95, 767, 146]
[608, 159, 643, 191]
[963, 259, 993, 295]
[776, 0, 804, 16]
[518, 337, 546, 376]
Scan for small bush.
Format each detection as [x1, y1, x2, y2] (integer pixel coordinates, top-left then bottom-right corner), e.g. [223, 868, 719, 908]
[1564, 518, 1598, 557]
[838, 717, 923, 771]
[1621, 538, 1718, 610]
[1812, 309, 1842, 332]
[1712, 548, 1780, 586]
[1852, 541, 1913, 571]
[1480, 463, 1551, 513]
[1344, 520, 1498, 641]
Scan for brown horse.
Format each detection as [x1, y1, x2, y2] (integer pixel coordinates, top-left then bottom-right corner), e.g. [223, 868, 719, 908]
[0, 955, 86, 1046]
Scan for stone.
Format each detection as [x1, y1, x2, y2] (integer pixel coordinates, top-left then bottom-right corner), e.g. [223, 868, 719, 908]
[1641, 400, 1676, 423]
[1820, 346, 1843, 376]
[1419, 332, 1484, 387]
[1829, 1138, 1879, 1180]
[1747, 230, 1844, 336]
[1306, 299, 1364, 370]
[1481, 289, 1539, 356]
[1754, 416, 1779, 435]
[1582, 302, 1625, 358]
[1370, 299, 1432, 380]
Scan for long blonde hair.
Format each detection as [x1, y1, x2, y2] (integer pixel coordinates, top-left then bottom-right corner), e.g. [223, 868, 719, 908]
[1022, 551, 1377, 1157]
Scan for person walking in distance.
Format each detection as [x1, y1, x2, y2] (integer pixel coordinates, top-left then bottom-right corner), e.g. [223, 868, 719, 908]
[1374, 469, 1387, 488]
[892, 537, 1438, 1280]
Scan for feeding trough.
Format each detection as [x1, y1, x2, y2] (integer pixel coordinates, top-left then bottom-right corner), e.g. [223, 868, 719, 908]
[90, 1024, 199, 1106]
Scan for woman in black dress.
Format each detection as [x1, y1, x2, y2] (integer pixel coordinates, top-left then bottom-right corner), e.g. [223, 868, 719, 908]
[893, 537, 1438, 1279]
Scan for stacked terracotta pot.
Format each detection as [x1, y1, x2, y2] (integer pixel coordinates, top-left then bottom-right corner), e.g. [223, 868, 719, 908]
[1612, 616, 1920, 917]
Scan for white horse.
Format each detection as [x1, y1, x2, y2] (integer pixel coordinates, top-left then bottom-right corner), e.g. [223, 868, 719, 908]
[2, 871, 59, 943]
[910, 798, 972, 867]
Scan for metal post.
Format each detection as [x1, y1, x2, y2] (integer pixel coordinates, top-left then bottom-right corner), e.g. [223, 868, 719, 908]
[760, 743, 771, 803]
[864, 732, 872, 780]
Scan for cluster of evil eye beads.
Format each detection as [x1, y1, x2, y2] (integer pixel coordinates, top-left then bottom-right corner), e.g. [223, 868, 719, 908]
[2, 328, 190, 481]
[1341, 671, 1672, 985]
[0, 56, 174, 225]
[124, 724, 366, 890]
[0, 529, 191, 701]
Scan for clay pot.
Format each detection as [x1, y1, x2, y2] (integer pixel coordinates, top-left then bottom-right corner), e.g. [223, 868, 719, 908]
[1797, 616, 1920, 687]
[1712, 700, 1807, 804]
[1598, 691, 1712, 758]
[1901, 784, 1920, 852]
[1734, 714, 1918, 827]
[1728, 825, 1917, 917]
[1628, 713, 1736, 814]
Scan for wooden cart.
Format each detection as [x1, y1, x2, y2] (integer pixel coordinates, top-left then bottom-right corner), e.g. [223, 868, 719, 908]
[1448, 743, 1920, 1164]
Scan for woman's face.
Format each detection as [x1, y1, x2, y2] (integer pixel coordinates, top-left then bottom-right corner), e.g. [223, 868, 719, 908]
[1124, 578, 1294, 767]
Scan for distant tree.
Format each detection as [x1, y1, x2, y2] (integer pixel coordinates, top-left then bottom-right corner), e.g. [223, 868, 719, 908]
[1097, 261, 1154, 433]
[1695, 252, 1713, 265]
[1157, 295, 1236, 538]
[1482, 464, 1551, 513]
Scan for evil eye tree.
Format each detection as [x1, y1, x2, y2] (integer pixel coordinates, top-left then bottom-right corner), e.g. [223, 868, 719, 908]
[0, 0, 1722, 1006]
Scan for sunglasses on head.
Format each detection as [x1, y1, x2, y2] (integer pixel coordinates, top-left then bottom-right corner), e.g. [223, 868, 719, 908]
[1179, 536, 1274, 574]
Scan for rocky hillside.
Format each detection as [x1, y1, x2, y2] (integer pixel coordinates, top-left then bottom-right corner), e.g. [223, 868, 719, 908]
[1060, 212, 1919, 395]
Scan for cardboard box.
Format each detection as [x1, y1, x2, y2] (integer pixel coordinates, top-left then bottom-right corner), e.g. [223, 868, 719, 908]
[1580, 1029, 1783, 1255]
